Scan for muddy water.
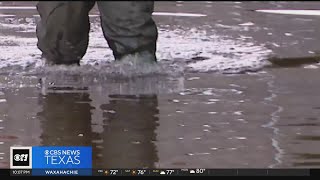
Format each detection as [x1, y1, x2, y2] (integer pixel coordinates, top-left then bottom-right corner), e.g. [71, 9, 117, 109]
[1, 1, 320, 169]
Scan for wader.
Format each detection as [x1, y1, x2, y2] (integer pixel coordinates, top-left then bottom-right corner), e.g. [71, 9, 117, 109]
[36, 1, 158, 65]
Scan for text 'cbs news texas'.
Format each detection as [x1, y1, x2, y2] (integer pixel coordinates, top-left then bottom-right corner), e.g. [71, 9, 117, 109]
[10, 146, 92, 176]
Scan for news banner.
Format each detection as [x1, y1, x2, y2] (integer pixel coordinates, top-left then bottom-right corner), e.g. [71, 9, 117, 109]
[2, 146, 320, 176]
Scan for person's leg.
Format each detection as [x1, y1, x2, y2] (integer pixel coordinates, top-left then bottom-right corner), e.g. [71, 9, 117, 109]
[97, 1, 158, 63]
[36, 1, 95, 65]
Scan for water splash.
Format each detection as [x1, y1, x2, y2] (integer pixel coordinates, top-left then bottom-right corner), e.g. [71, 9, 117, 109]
[0, 16, 273, 75]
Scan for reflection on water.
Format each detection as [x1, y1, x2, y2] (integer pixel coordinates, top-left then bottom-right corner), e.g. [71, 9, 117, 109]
[1, 70, 320, 168]
[37, 92, 94, 146]
[0, 74, 182, 168]
[97, 94, 159, 168]
[37, 90, 159, 168]
[38, 73, 184, 169]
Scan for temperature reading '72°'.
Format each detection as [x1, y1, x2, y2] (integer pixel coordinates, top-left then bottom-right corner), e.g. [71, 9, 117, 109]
[166, 170, 174, 175]
[110, 170, 118, 175]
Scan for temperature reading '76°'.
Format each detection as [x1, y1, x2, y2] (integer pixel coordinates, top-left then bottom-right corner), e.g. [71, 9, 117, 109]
[138, 170, 146, 175]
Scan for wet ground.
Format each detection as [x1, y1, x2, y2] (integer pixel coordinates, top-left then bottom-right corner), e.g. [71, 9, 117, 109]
[1, 1, 320, 169]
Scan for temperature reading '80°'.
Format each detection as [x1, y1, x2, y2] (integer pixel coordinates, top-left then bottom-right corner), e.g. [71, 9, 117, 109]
[196, 169, 206, 173]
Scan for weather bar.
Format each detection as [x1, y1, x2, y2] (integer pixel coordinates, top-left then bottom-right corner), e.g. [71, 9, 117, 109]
[91, 169, 314, 176]
[92, 168, 314, 176]
[3, 169, 319, 176]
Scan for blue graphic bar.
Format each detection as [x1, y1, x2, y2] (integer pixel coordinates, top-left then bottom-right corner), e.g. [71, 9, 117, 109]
[32, 146, 92, 169]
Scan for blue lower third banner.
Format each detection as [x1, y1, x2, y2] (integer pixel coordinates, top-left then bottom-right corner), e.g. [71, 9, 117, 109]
[32, 146, 92, 176]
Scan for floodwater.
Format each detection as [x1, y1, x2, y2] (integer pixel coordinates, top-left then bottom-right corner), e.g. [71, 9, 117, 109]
[1, 1, 320, 169]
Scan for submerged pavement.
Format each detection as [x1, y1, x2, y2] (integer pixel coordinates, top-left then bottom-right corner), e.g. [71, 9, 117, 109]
[0, 1, 320, 169]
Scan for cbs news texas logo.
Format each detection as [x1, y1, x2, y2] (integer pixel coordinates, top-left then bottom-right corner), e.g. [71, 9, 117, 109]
[10, 147, 32, 169]
[10, 146, 92, 169]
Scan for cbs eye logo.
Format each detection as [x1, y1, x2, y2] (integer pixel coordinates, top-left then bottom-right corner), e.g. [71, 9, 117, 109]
[10, 147, 32, 169]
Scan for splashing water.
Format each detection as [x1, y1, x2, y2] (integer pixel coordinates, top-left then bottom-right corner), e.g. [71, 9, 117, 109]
[0, 17, 273, 76]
